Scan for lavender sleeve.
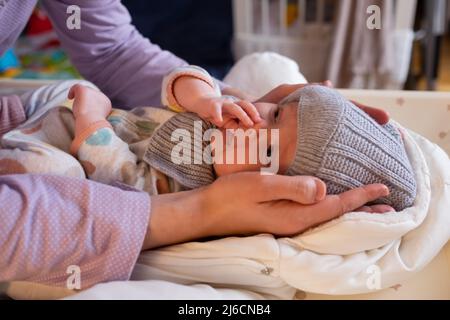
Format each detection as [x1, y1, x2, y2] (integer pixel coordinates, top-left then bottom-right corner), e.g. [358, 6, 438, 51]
[41, 0, 188, 109]
[0, 174, 150, 289]
[0, 95, 27, 136]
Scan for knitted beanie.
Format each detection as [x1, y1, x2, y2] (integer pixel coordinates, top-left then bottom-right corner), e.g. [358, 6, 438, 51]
[282, 85, 417, 211]
[144, 112, 216, 189]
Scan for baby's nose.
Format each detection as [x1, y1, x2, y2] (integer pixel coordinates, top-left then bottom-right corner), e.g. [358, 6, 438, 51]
[253, 103, 273, 125]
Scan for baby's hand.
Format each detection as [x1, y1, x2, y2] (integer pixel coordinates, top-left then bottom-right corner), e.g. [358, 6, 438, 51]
[68, 84, 112, 121]
[192, 95, 261, 128]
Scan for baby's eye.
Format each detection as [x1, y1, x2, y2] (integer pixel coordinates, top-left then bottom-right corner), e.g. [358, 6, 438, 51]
[274, 107, 280, 122]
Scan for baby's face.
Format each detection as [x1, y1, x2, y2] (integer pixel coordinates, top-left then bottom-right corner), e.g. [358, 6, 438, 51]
[213, 102, 298, 177]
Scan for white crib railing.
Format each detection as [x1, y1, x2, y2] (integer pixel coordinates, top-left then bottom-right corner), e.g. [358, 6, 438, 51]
[233, 0, 335, 81]
[232, 0, 417, 83]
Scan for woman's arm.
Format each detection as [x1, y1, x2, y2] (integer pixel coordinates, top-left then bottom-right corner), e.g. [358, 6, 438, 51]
[42, 1, 253, 109]
[0, 174, 150, 289]
[143, 173, 392, 249]
[0, 95, 27, 135]
[41, 0, 187, 108]
[0, 173, 391, 287]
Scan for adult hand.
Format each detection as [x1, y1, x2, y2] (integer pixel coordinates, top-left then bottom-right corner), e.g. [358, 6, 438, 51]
[142, 173, 392, 249]
[350, 100, 390, 125]
[256, 81, 390, 125]
[254, 81, 333, 104]
[222, 86, 257, 102]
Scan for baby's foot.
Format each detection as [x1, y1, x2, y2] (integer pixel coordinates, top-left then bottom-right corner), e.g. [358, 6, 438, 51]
[69, 84, 112, 121]
[68, 84, 112, 140]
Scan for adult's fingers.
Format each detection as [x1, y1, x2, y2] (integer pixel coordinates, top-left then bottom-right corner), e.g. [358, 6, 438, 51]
[322, 80, 333, 87]
[304, 184, 390, 227]
[307, 81, 333, 88]
[223, 102, 254, 127]
[357, 204, 395, 214]
[351, 100, 390, 125]
[249, 174, 327, 204]
[236, 100, 262, 123]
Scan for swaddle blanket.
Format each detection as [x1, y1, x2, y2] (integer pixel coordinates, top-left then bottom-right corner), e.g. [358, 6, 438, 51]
[130, 126, 450, 297]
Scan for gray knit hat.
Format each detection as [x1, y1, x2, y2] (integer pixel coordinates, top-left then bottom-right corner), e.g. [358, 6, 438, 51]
[282, 85, 417, 211]
[144, 112, 216, 189]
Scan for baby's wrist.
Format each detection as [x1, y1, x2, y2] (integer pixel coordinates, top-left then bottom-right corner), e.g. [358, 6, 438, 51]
[72, 116, 112, 155]
[165, 67, 220, 112]
[186, 94, 221, 113]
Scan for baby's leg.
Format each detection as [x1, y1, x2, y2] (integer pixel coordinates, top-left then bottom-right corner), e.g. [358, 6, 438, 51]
[0, 107, 85, 178]
[0, 80, 103, 177]
[75, 126, 157, 193]
[19, 80, 99, 125]
[69, 85, 159, 194]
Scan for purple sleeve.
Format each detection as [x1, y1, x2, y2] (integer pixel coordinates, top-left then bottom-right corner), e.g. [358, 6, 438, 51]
[0, 95, 26, 136]
[41, 0, 188, 109]
[0, 174, 150, 289]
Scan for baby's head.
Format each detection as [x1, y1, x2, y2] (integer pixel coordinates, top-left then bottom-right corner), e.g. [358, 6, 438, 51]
[146, 85, 417, 211]
[279, 85, 417, 210]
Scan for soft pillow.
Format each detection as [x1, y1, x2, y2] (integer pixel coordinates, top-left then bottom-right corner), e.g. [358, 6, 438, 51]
[223, 52, 307, 98]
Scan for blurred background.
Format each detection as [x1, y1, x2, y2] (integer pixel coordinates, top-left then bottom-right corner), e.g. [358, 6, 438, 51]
[0, 0, 449, 91]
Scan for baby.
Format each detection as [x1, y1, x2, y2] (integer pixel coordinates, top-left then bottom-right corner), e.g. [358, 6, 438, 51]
[0, 66, 416, 211]
[67, 66, 416, 211]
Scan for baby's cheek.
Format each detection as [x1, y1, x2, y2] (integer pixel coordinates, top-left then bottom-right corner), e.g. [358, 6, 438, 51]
[212, 128, 269, 176]
[213, 162, 262, 177]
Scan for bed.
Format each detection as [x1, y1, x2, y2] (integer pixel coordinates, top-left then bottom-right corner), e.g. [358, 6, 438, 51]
[0, 53, 449, 300]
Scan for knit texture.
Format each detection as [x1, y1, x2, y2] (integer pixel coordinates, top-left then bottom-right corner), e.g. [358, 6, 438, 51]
[144, 112, 216, 189]
[282, 86, 417, 211]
